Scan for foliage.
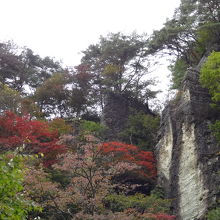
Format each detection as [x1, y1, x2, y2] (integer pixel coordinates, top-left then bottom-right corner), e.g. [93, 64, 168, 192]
[210, 120, 220, 145]
[79, 32, 156, 110]
[200, 52, 220, 144]
[0, 152, 40, 219]
[34, 72, 71, 117]
[196, 23, 220, 51]
[49, 118, 72, 136]
[79, 120, 106, 138]
[24, 135, 160, 218]
[168, 58, 188, 89]
[54, 138, 140, 215]
[103, 193, 172, 215]
[148, 0, 220, 89]
[207, 207, 220, 220]
[0, 42, 63, 93]
[120, 112, 160, 151]
[20, 97, 44, 119]
[200, 51, 220, 103]
[100, 141, 156, 179]
[0, 111, 66, 166]
[72, 211, 176, 220]
[0, 84, 21, 114]
[24, 164, 74, 219]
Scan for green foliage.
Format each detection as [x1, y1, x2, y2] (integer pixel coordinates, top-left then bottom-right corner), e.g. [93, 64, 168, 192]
[210, 120, 220, 145]
[34, 72, 70, 117]
[148, 0, 220, 89]
[120, 112, 160, 151]
[80, 32, 154, 108]
[197, 23, 220, 51]
[49, 118, 72, 136]
[103, 193, 171, 214]
[200, 51, 220, 103]
[80, 120, 106, 138]
[207, 207, 220, 220]
[200, 51, 220, 145]
[0, 84, 21, 114]
[47, 168, 71, 188]
[169, 58, 188, 89]
[0, 152, 39, 219]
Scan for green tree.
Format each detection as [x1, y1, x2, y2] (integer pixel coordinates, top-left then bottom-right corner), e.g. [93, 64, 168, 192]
[0, 152, 39, 219]
[20, 48, 63, 90]
[148, 0, 220, 89]
[80, 32, 154, 110]
[200, 51, 220, 103]
[120, 112, 160, 151]
[200, 51, 220, 144]
[34, 72, 71, 117]
[0, 41, 64, 94]
[0, 84, 21, 114]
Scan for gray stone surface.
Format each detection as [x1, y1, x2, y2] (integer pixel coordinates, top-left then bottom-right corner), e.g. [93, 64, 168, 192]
[102, 91, 154, 140]
[156, 69, 220, 219]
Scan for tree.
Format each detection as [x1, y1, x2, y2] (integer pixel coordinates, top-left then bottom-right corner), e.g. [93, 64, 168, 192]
[0, 152, 39, 219]
[200, 51, 220, 144]
[0, 111, 66, 166]
[119, 113, 160, 151]
[34, 72, 71, 117]
[79, 32, 154, 110]
[0, 42, 24, 92]
[20, 48, 63, 91]
[0, 41, 64, 94]
[148, 0, 220, 89]
[0, 84, 21, 114]
[99, 141, 157, 180]
[200, 51, 220, 103]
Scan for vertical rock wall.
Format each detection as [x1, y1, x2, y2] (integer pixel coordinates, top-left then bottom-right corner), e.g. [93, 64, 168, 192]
[102, 92, 154, 140]
[156, 69, 219, 219]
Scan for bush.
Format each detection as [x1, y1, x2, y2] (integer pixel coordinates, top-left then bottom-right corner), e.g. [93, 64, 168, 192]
[103, 193, 171, 214]
[80, 120, 106, 138]
[200, 51, 220, 103]
[0, 152, 40, 219]
[207, 207, 220, 220]
[120, 113, 160, 151]
[49, 118, 72, 135]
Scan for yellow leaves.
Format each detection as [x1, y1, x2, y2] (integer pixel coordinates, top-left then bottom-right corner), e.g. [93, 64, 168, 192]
[103, 64, 120, 76]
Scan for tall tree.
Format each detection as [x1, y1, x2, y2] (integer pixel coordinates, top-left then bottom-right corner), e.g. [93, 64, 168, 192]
[148, 0, 220, 89]
[34, 72, 71, 117]
[79, 32, 155, 110]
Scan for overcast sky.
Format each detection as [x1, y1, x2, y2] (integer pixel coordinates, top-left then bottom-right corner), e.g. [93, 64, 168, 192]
[0, 0, 181, 103]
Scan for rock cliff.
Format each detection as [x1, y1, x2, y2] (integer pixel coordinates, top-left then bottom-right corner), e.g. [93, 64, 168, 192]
[156, 68, 220, 219]
[102, 91, 154, 140]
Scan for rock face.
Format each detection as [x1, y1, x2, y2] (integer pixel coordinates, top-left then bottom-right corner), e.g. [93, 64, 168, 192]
[156, 69, 220, 220]
[102, 91, 154, 140]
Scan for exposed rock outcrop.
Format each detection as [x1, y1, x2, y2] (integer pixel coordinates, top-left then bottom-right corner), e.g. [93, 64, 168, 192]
[102, 91, 154, 140]
[156, 69, 220, 219]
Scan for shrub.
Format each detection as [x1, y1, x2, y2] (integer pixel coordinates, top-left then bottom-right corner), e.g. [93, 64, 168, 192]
[103, 193, 171, 214]
[0, 152, 40, 219]
[207, 207, 220, 220]
[49, 118, 72, 135]
[120, 113, 160, 151]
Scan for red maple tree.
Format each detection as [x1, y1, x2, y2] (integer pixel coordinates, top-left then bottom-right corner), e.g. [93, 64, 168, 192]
[99, 141, 157, 179]
[0, 111, 66, 166]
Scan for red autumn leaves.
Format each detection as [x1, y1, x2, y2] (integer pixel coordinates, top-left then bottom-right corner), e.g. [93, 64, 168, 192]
[99, 141, 156, 178]
[0, 111, 156, 176]
[0, 111, 66, 166]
